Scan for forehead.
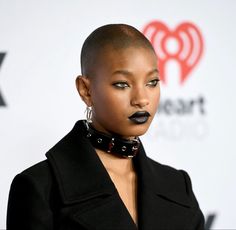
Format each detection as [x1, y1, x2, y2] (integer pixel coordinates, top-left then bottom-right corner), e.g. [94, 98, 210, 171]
[88, 45, 158, 83]
[98, 45, 157, 69]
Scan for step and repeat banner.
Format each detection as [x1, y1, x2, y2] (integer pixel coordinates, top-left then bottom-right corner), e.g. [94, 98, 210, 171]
[1, 0, 236, 229]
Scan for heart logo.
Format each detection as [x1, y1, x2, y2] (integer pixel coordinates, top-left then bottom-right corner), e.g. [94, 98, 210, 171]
[143, 21, 204, 84]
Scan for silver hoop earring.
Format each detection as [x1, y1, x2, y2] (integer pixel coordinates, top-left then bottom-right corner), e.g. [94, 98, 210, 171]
[85, 106, 92, 123]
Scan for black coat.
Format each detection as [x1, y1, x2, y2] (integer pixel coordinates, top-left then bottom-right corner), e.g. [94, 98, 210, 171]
[7, 120, 205, 230]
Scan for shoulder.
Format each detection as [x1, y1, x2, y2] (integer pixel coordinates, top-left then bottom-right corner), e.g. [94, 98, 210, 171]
[147, 156, 190, 182]
[11, 120, 84, 189]
[10, 160, 55, 203]
[7, 161, 58, 228]
[18, 160, 52, 184]
[145, 156, 200, 207]
[146, 156, 189, 181]
[143, 157, 205, 227]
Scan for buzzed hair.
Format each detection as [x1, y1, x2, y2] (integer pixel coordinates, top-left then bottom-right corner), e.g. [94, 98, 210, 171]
[80, 24, 155, 76]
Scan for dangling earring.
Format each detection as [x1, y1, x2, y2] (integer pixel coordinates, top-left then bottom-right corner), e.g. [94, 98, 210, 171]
[85, 106, 92, 123]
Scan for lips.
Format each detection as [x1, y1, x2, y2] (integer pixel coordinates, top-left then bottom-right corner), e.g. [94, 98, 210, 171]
[128, 111, 151, 124]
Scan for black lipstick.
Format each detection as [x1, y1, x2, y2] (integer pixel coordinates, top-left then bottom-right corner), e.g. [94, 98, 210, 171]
[128, 111, 151, 124]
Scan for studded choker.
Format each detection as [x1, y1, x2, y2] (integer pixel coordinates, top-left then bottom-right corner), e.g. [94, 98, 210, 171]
[84, 121, 140, 158]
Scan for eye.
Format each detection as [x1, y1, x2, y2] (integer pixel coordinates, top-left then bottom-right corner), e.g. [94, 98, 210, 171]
[112, 82, 130, 89]
[146, 79, 160, 87]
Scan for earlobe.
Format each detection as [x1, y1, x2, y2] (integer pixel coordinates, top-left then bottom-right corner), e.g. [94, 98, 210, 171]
[75, 75, 92, 106]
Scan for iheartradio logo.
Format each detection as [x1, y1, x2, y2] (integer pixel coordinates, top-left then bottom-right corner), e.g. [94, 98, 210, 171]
[143, 21, 204, 85]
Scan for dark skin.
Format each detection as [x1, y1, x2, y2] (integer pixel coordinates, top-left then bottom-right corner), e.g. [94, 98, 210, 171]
[76, 45, 160, 225]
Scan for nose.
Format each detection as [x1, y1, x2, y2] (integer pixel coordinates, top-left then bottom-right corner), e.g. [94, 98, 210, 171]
[130, 87, 149, 108]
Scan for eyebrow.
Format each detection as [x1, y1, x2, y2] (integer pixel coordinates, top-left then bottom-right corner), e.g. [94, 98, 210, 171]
[112, 68, 159, 77]
[147, 69, 159, 76]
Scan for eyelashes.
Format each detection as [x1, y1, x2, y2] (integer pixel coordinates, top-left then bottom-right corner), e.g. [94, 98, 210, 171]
[146, 79, 160, 87]
[112, 82, 129, 89]
[112, 79, 160, 89]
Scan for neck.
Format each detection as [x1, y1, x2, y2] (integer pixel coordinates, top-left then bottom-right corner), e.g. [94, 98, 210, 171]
[95, 148, 135, 175]
[84, 120, 140, 158]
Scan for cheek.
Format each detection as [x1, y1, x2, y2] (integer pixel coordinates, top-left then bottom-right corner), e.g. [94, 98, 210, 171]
[150, 89, 161, 110]
[156, 90, 161, 105]
[92, 88, 130, 114]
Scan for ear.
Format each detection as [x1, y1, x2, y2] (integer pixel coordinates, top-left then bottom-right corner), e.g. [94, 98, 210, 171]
[75, 75, 92, 107]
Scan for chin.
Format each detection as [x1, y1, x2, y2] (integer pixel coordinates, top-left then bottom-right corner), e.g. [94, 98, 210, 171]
[122, 124, 150, 138]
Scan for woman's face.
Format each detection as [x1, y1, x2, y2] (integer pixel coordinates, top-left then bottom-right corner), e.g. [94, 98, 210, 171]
[86, 46, 160, 139]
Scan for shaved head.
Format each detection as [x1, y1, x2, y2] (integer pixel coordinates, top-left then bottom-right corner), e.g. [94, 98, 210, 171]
[80, 24, 156, 76]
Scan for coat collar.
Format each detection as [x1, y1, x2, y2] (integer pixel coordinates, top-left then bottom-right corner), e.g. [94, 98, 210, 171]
[46, 120, 116, 205]
[133, 144, 192, 208]
[46, 120, 193, 230]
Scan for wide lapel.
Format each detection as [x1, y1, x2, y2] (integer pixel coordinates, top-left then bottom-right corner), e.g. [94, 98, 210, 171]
[134, 144, 193, 230]
[46, 120, 137, 230]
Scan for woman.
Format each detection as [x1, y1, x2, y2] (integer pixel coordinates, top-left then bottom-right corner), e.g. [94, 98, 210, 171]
[7, 24, 205, 230]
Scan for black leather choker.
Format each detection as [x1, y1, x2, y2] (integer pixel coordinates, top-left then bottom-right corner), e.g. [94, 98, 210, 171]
[84, 121, 140, 158]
